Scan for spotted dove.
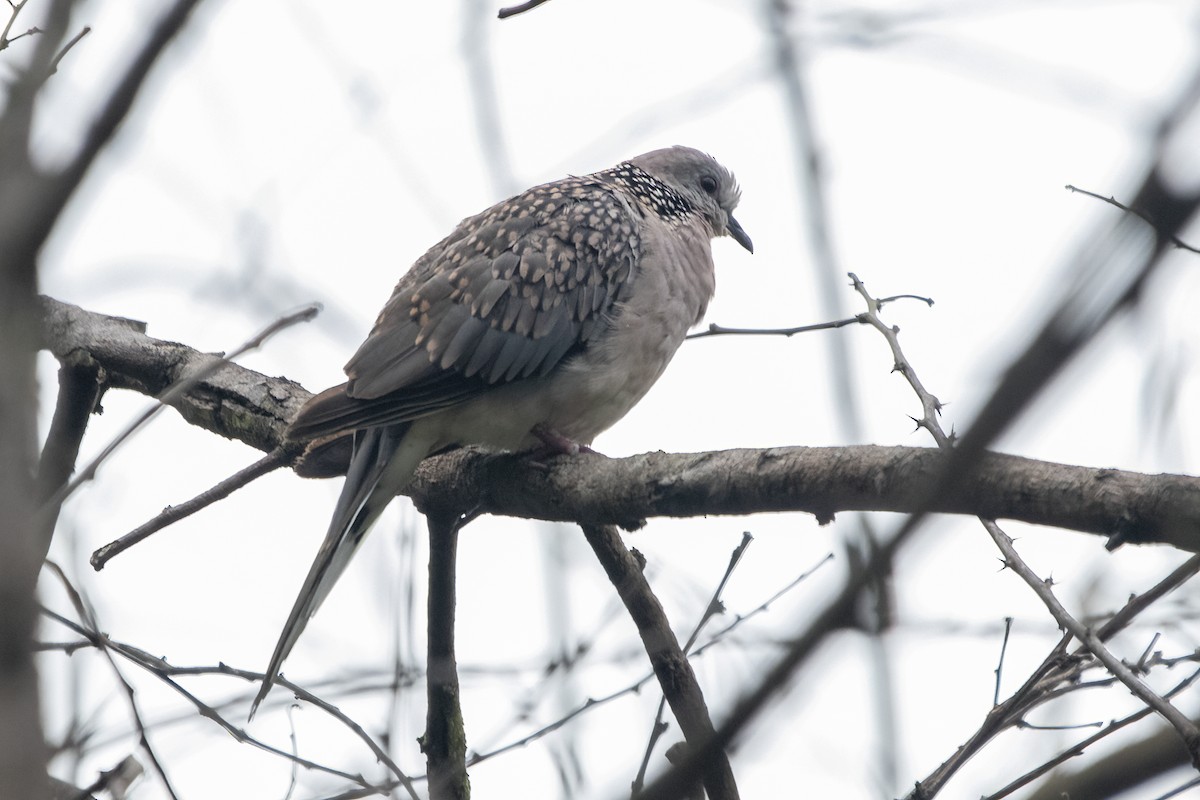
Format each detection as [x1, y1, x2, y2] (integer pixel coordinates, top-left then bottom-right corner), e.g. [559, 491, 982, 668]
[251, 145, 751, 716]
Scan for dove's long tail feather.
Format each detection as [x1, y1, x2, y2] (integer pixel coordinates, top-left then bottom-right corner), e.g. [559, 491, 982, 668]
[250, 422, 433, 718]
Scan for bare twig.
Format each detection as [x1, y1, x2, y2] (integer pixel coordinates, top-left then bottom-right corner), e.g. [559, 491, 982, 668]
[988, 668, 1200, 800]
[687, 294, 933, 340]
[40, 607, 416, 794]
[1017, 719, 1104, 732]
[683, 533, 753, 653]
[687, 317, 860, 340]
[692, 552, 834, 658]
[1093, 555, 1200, 641]
[283, 705, 300, 800]
[993, 617, 1013, 707]
[468, 672, 658, 767]
[1066, 184, 1200, 255]
[44, 23, 88, 76]
[1158, 777, 1200, 800]
[43, 563, 182, 800]
[90, 445, 298, 570]
[0, 0, 30, 50]
[497, 0, 553, 19]
[633, 720, 671, 796]
[468, 555, 828, 768]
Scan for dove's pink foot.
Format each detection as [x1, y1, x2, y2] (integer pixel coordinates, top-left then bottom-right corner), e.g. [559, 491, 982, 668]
[530, 424, 598, 457]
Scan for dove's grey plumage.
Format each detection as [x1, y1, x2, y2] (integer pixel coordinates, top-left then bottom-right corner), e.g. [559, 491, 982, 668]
[250, 146, 750, 716]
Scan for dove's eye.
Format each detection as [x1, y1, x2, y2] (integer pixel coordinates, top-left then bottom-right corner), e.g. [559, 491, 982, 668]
[700, 175, 718, 195]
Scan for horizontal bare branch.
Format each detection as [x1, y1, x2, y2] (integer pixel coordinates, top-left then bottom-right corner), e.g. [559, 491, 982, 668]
[407, 447, 1200, 550]
[38, 295, 1200, 551]
[38, 296, 308, 451]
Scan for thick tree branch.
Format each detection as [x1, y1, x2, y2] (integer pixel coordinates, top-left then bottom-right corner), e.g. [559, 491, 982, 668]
[1, 1, 208, 793]
[581, 524, 740, 800]
[38, 296, 308, 451]
[38, 296, 1200, 555]
[407, 445, 1200, 551]
[0, 4, 74, 795]
[35, 353, 102, 554]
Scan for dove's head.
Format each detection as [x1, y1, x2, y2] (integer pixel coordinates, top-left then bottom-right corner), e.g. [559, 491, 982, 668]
[628, 146, 753, 253]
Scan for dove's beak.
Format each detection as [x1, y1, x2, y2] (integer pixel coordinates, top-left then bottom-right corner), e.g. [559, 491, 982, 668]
[727, 214, 753, 253]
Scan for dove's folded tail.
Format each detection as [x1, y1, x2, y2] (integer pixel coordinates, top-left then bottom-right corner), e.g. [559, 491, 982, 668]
[249, 421, 433, 719]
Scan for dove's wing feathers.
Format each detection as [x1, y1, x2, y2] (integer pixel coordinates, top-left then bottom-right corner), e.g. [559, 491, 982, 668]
[288, 172, 642, 441]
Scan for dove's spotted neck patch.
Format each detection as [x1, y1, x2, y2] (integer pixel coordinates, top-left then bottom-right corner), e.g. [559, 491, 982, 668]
[602, 162, 695, 223]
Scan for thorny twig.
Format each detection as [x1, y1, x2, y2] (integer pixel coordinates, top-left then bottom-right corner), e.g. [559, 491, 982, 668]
[849, 275, 1200, 794]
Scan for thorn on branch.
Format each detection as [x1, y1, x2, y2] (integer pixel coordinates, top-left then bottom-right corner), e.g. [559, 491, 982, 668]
[1136, 632, 1161, 672]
